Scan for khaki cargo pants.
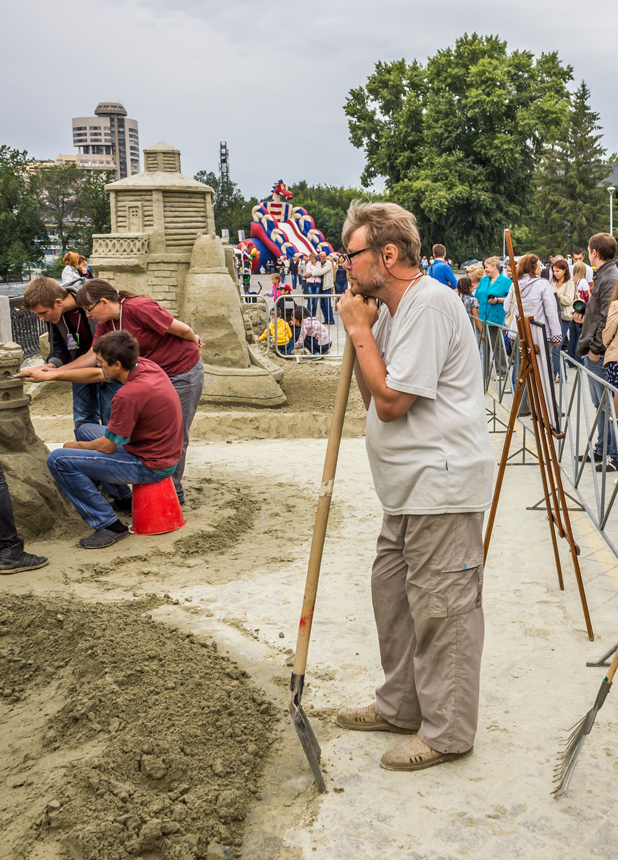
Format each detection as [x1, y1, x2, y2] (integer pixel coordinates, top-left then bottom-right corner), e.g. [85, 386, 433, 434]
[372, 511, 484, 754]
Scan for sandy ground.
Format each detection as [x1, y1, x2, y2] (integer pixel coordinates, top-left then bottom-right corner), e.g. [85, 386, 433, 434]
[3, 413, 618, 858]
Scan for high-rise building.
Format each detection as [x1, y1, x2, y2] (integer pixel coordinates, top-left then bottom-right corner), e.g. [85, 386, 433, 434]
[71, 102, 139, 179]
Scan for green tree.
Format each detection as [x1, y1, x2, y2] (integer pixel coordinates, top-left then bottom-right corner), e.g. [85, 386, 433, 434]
[75, 169, 115, 254]
[288, 182, 384, 248]
[345, 34, 573, 258]
[194, 169, 257, 240]
[534, 81, 613, 254]
[0, 146, 46, 281]
[37, 162, 85, 255]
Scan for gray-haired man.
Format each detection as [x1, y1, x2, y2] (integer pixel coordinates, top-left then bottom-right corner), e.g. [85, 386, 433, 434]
[335, 201, 494, 771]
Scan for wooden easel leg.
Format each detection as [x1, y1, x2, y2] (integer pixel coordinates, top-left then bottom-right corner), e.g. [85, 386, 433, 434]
[527, 374, 565, 591]
[484, 369, 527, 561]
[527, 342, 594, 641]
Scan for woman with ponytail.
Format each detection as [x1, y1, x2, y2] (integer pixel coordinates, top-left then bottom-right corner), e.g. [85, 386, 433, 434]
[21, 280, 204, 505]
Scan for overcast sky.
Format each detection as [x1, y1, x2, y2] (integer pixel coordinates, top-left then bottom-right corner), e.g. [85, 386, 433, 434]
[3, 0, 618, 200]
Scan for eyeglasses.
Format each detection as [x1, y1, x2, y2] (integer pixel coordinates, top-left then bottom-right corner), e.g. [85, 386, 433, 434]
[340, 247, 371, 264]
[84, 299, 101, 314]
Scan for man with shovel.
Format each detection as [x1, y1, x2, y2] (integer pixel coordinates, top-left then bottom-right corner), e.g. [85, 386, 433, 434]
[335, 201, 494, 771]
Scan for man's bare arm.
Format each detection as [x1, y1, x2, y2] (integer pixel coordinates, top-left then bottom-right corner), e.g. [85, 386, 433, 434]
[339, 293, 416, 423]
[63, 436, 116, 453]
[354, 357, 372, 410]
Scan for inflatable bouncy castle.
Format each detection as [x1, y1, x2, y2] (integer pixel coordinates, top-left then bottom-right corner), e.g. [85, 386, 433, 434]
[246, 181, 334, 272]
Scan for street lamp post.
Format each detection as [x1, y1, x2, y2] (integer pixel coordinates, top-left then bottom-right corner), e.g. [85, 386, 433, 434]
[609, 186, 616, 236]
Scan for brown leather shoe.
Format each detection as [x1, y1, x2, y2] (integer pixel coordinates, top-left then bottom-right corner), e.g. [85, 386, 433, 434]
[335, 703, 418, 734]
[380, 735, 473, 771]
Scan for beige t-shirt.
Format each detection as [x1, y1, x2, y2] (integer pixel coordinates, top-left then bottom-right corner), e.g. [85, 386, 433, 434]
[365, 276, 494, 515]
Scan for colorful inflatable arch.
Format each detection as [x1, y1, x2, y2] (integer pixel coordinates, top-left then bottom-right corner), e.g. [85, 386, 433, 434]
[247, 181, 334, 272]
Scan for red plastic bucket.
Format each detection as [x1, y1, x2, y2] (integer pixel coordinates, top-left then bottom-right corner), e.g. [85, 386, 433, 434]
[131, 477, 186, 535]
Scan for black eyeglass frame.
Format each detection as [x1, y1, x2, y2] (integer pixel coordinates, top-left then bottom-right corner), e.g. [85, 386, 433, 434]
[84, 299, 102, 314]
[341, 247, 372, 264]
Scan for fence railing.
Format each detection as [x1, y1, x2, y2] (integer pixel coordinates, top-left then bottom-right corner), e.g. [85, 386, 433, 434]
[241, 290, 347, 360]
[482, 319, 618, 558]
[8, 296, 47, 358]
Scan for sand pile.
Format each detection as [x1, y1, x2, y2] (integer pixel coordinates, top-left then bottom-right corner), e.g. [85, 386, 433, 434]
[0, 594, 279, 860]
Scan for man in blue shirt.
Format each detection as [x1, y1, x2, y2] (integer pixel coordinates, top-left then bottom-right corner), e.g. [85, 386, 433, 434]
[428, 244, 457, 289]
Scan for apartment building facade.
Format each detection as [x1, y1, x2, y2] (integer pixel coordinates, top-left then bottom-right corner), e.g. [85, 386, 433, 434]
[72, 102, 139, 179]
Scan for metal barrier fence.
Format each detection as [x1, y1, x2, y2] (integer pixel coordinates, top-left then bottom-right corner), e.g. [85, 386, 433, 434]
[9, 296, 47, 358]
[482, 320, 618, 558]
[241, 291, 347, 360]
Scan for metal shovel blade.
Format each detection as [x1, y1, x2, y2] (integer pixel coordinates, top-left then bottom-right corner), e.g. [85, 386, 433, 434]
[290, 672, 326, 793]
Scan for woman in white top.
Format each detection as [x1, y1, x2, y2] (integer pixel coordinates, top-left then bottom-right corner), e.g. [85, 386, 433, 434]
[504, 253, 562, 411]
[551, 258, 576, 372]
[304, 253, 322, 317]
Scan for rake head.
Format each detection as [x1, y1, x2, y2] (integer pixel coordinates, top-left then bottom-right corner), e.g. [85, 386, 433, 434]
[552, 679, 612, 799]
[289, 672, 326, 793]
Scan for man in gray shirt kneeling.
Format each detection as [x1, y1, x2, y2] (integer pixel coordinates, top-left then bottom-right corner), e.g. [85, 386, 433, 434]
[336, 201, 494, 771]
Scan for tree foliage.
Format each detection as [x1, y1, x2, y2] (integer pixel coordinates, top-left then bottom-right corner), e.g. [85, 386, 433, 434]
[534, 81, 613, 254]
[288, 182, 384, 248]
[194, 169, 257, 241]
[0, 146, 46, 281]
[345, 34, 574, 258]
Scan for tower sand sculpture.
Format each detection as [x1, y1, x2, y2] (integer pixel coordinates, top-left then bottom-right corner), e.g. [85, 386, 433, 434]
[0, 343, 74, 534]
[90, 142, 285, 407]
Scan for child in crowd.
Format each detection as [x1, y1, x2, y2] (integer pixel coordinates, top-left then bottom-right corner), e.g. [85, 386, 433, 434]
[267, 273, 283, 300]
[292, 306, 331, 354]
[572, 261, 590, 304]
[456, 277, 482, 338]
[258, 306, 292, 354]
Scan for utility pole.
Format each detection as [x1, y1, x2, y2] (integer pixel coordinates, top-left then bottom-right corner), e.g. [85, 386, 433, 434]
[609, 186, 615, 236]
[219, 142, 230, 191]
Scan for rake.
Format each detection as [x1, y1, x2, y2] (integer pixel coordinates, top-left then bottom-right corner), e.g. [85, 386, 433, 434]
[552, 646, 618, 798]
[289, 337, 356, 793]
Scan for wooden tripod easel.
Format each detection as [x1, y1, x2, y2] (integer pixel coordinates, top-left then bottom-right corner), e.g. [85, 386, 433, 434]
[484, 230, 594, 641]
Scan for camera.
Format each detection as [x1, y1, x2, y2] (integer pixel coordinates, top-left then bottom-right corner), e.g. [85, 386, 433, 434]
[573, 299, 586, 315]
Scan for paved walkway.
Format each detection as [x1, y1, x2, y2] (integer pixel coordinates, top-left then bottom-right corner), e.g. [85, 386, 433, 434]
[150, 430, 618, 860]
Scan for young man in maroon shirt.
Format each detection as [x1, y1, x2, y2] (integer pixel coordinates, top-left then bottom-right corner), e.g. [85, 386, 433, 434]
[47, 331, 183, 549]
[22, 277, 120, 431]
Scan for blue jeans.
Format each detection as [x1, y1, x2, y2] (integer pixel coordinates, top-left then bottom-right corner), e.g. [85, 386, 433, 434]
[291, 273, 300, 290]
[0, 464, 19, 550]
[566, 321, 582, 365]
[306, 282, 320, 316]
[72, 380, 121, 433]
[304, 336, 330, 354]
[319, 289, 335, 324]
[47, 424, 165, 530]
[584, 356, 617, 457]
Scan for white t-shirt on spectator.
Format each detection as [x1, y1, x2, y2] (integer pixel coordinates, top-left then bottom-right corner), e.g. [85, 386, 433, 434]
[365, 276, 494, 515]
[568, 261, 593, 284]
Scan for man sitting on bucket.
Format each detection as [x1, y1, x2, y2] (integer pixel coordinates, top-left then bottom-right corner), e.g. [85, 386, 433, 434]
[46, 330, 183, 549]
[335, 201, 494, 771]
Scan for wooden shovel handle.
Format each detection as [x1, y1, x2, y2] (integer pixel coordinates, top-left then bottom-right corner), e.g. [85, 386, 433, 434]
[292, 337, 356, 675]
[606, 645, 618, 684]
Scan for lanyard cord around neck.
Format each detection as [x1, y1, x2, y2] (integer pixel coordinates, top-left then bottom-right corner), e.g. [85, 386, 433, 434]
[112, 298, 124, 331]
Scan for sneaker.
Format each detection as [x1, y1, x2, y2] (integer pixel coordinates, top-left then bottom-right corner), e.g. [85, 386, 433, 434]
[380, 734, 473, 771]
[595, 456, 618, 473]
[579, 450, 603, 464]
[0, 540, 48, 575]
[335, 703, 418, 734]
[78, 526, 130, 549]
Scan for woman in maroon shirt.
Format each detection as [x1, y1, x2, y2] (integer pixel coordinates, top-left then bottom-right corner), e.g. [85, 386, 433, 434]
[23, 280, 204, 505]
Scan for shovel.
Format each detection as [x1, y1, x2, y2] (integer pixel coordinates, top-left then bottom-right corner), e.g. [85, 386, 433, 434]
[289, 337, 356, 793]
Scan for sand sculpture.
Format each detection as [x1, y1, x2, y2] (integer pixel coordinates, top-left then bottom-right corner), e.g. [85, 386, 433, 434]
[90, 142, 285, 407]
[0, 342, 73, 534]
